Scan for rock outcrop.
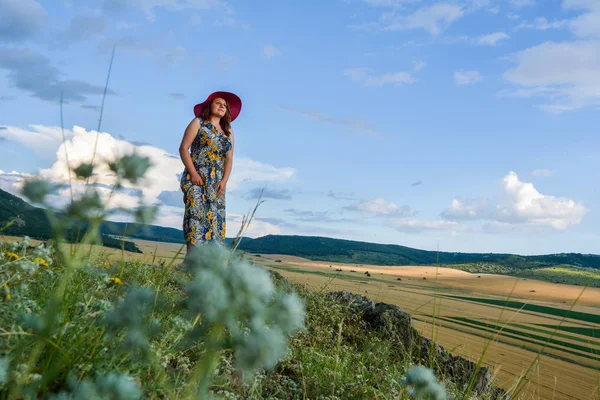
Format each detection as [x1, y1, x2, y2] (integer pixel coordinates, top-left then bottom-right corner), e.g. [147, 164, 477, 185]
[326, 290, 510, 400]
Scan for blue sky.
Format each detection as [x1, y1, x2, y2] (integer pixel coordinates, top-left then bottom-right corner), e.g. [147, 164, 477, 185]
[1, 0, 599, 255]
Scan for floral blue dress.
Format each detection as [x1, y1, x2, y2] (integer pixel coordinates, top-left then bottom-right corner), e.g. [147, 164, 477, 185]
[180, 119, 232, 245]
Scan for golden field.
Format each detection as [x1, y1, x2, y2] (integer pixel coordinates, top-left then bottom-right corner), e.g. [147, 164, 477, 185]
[249, 253, 600, 400]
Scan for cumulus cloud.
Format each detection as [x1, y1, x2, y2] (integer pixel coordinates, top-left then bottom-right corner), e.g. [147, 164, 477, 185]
[0, 124, 296, 226]
[441, 197, 493, 220]
[0, 0, 47, 42]
[346, 198, 416, 217]
[0, 47, 115, 104]
[454, 70, 482, 85]
[441, 171, 588, 231]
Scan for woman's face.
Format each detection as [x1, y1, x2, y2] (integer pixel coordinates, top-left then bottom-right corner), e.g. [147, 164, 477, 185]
[210, 98, 228, 118]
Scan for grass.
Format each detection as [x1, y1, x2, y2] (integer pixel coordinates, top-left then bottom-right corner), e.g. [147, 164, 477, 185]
[0, 239, 505, 399]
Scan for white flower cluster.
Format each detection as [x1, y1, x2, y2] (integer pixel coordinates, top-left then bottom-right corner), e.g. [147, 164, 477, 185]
[400, 365, 448, 400]
[183, 243, 306, 373]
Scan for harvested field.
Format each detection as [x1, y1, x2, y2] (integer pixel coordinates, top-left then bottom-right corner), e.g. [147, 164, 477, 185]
[251, 253, 600, 400]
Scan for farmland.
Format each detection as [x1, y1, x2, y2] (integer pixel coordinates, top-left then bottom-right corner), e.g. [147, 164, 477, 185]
[4, 235, 598, 399]
[248, 253, 600, 400]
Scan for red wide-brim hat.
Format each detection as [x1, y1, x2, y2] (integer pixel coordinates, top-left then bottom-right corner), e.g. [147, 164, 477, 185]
[193, 91, 242, 122]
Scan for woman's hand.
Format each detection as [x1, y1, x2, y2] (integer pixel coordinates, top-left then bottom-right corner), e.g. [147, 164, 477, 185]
[191, 172, 204, 186]
[216, 180, 227, 197]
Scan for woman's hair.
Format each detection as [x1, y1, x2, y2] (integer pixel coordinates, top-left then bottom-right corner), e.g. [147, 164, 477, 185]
[200, 99, 232, 136]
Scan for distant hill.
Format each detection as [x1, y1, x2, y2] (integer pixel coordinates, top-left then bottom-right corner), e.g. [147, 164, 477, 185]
[0, 189, 141, 253]
[233, 235, 600, 270]
[2, 188, 599, 270]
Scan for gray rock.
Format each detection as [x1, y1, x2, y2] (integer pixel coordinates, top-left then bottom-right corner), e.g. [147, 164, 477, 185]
[326, 290, 509, 400]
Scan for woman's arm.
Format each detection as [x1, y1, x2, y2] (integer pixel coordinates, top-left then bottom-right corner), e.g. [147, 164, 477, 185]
[179, 118, 203, 185]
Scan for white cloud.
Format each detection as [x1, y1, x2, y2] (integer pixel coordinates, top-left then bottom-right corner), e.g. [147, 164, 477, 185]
[347, 198, 416, 217]
[531, 169, 556, 177]
[441, 197, 492, 220]
[352, 2, 465, 36]
[454, 70, 482, 85]
[0, 124, 295, 221]
[384, 3, 465, 35]
[441, 171, 588, 231]
[515, 17, 567, 31]
[478, 32, 509, 45]
[262, 44, 280, 59]
[344, 67, 416, 87]
[502, 40, 600, 112]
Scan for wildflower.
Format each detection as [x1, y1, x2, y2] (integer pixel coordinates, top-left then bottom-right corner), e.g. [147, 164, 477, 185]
[33, 258, 49, 267]
[66, 191, 105, 220]
[33, 244, 53, 265]
[21, 178, 58, 204]
[134, 204, 158, 225]
[109, 277, 123, 285]
[400, 365, 447, 400]
[183, 243, 305, 374]
[108, 153, 152, 184]
[5, 252, 19, 261]
[73, 162, 94, 179]
[102, 287, 156, 352]
[2, 283, 9, 302]
[104, 262, 110, 269]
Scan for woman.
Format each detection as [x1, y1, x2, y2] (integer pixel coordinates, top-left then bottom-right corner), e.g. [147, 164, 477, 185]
[179, 91, 242, 254]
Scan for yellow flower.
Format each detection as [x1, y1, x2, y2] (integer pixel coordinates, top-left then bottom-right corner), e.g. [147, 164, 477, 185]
[109, 277, 123, 285]
[207, 211, 214, 221]
[103, 262, 110, 269]
[206, 229, 212, 241]
[210, 167, 216, 180]
[4, 294, 10, 301]
[208, 139, 213, 146]
[2, 283, 7, 289]
[6, 252, 19, 261]
[33, 257, 49, 267]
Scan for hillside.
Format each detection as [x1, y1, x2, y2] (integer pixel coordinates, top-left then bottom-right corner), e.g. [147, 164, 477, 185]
[0, 189, 141, 253]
